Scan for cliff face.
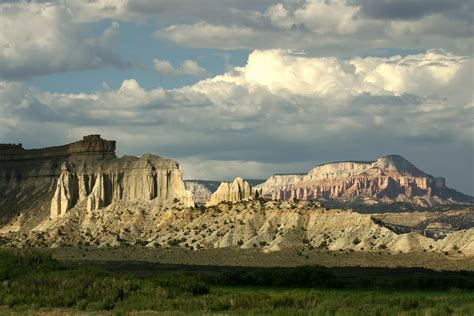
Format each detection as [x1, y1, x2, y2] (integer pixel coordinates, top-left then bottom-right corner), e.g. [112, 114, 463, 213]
[261, 155, 472, 205]
[50, 154, 194, 218]
[0, 135, 193, 229]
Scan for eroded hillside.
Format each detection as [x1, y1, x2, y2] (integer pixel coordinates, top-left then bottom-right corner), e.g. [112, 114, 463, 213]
[2, 199, 472, 258]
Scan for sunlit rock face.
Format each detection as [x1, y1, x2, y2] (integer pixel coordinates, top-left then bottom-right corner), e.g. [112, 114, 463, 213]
[48, 155, 194, 217]
[206, 177, 260, 206]
[260, 155, 473, 205]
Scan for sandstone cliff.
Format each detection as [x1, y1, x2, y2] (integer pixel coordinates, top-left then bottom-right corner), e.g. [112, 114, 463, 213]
[261, 155, 473, 206]
[49, 154, 195, 217]
[206, 177, 261, 206]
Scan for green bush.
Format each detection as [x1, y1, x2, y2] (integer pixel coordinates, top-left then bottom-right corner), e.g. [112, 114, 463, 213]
[0, 250, 62, 280]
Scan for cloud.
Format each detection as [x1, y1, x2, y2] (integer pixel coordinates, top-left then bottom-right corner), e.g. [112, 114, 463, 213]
[0, 49, 472, 193]
[356, 0, 467, 20]
[154, 23, 259, 50]
[153, 58, 207, 76]
[6, 0, 471, 68]
[154, 0, 473, 55]
[0, 2, 128, 80]
[180, 159, 268, 181]
[65, 0, 277, 23]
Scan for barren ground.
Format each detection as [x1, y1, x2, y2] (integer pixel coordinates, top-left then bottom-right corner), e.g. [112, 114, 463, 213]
[42, 246, 474, 271]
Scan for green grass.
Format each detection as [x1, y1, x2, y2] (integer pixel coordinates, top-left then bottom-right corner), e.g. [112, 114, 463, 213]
[0, 249, 473, 314]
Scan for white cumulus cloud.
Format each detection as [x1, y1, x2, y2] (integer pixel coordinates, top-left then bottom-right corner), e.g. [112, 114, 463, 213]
[154, 0, 473, 55]
[0, 2, 127, 80]
[153, 58, 207, 76]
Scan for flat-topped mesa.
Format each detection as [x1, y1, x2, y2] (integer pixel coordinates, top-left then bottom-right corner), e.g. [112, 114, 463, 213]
[206, 177, 262, 207]
[0, 134, 116, 162]
[260, 155, 472, 205]
[303, 155, 426, 182]
[294, 155, 452, 201]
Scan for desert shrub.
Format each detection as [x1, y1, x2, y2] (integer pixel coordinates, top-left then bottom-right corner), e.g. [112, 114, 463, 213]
[167, 239, 181, 246]
[318, 240, 328, 249]
[352, 238, 361, 245]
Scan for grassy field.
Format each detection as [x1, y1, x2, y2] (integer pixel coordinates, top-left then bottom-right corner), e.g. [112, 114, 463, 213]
[0, 249, 473, 315]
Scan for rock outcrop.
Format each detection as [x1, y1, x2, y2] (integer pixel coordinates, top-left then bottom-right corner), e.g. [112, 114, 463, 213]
[186, 180, 264, 205]
[49, 154, 194, 216]
[206, 177, 258, 206]
[50, 164, 78, 219]
[260, 155, 473, 205]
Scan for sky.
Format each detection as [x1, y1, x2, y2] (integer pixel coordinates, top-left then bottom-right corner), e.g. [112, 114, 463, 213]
[0, 0, 473, 194]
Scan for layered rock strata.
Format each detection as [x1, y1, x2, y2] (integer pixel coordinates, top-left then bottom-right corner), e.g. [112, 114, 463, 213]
[260, 155, 472, 205]
[50, 154, 194, 217]
[0, 134, 116, 161]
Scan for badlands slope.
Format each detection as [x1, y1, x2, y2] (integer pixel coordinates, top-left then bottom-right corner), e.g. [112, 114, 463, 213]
[3, 199, 472, 258]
